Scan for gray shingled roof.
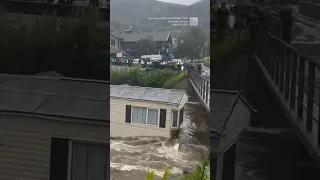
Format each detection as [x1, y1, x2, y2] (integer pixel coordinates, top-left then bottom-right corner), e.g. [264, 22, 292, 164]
[110, 84, 187, 105]
[117, 31, 171, 42]
[211, 90, 253, 135]
[0, 74, 109, 121]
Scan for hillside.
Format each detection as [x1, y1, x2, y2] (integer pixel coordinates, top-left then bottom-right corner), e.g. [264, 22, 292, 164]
[110, 0, 210, 30]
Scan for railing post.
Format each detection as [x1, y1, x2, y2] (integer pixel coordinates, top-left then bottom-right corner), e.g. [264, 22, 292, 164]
[297, 57, 305, 119]
[203, 79, 207, 103]
[279, 46, 285, 93]
[306, 62, 315, 132]
[275, 54, 280, 85]
[290, 53, 298, 109]
[284, 50, 292, 100]
[206, 81, 209, 105]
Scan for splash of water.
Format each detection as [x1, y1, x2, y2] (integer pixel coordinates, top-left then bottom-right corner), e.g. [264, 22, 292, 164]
[110, 137, 206, 177]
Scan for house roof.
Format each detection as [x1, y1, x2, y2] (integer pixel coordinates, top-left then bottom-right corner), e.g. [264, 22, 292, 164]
[110, 84, 187, 105]
[117, 31, 171, 42]
[211, 90, 254, 136]
[110, 45, 128, 55]
[0, 74, 109, 121]
[110, 33, 123, 40]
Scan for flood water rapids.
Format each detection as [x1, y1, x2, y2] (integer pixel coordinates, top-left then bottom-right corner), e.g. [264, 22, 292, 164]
[110, 94, 210, 180]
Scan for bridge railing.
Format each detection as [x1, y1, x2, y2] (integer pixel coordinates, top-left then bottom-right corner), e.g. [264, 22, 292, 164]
[189, 70, 210, 111]
[251, 23, 320, 146]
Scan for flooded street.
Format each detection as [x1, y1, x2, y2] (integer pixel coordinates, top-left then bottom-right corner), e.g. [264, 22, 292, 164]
[235, 87, 320, 180]
[110, 88, 210, 180]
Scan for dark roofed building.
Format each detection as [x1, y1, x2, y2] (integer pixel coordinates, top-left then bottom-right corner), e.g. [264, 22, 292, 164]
[0, 74, 109, 180]
[211, 90, 254, 180]
[117, 31, 173, 58]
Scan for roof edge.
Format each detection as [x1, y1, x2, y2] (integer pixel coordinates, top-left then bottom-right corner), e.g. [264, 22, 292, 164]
[110, 96, 180, 106]
[0, 110, 110, 124]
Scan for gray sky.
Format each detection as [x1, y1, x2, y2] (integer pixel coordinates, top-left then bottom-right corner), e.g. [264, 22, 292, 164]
[158, 0, 202, 6]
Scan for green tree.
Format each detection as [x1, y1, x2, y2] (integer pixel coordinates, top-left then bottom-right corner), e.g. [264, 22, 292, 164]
[0, 6, 109, 80]
[173, 27, 207, 59]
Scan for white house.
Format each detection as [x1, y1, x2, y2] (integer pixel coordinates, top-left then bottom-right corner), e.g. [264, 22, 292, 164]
[110, 84, 189, 138]
[110, 33, 122, 50]
[0, 74, 109, 180]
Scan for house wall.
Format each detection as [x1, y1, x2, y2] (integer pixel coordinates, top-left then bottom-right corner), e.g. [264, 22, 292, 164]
[110, 34, 121, 49]
[110, 98, 179, 138]
[0, 113, 108, 180]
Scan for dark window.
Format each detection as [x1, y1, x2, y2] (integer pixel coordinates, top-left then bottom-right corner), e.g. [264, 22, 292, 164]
[159, 109, 166, 128]
[111, 39, 116, 46]
[179, 107, 184, 126]
[125, 105, 132, 123]
[50, 138, 69, 180]
[50, 138, 109, 180]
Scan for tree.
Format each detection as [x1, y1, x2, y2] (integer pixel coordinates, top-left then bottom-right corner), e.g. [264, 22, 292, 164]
[136, 36, 156, 55]
[0, 7, 109, 80]
[173, 27, 207, 60]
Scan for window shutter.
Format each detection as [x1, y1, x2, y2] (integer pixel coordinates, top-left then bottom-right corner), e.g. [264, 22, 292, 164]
[211, 155, 217, 180]
[179, 107, 184, 126]
[49, 138, 69, 180]
[125, 105, 132, 123]
[159, 109, 166, 128]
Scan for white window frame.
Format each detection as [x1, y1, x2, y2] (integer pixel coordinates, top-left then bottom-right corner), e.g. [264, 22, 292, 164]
[67, 139, 108, 180]
[171, 109, 180, 128]
[131, 106, 160, 126]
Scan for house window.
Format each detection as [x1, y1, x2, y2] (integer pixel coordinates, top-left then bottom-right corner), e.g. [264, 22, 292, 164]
[49, 138, 109, 180]
[110, 39, 116, 46]
[70, 141, 108, 180]
[172, 110, 179, 128]
[132, 106, 159, 125]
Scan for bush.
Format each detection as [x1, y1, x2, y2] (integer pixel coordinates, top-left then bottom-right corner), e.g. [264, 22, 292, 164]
[0, 6, 109, 80]
[145, 155, 210, 180]
[163, 71, 187, 89]
[211, 28, 249, 66]
[110, 66, 188, 88]
[110, 66, 174, 88]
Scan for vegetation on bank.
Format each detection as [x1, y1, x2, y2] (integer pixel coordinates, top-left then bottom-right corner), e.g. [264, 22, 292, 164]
[211, 29, 249, 66]
[110, 66, 187, 88]
[145, 155, 210, 180]
[0, 7, 109, 80]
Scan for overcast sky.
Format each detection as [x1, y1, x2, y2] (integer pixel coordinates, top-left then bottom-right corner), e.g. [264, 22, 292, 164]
[158, 0, 203, 6]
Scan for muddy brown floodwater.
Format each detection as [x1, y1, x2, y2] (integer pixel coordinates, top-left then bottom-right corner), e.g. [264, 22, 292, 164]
[110, 87, 210, 180]
[235, 85, 320, 180]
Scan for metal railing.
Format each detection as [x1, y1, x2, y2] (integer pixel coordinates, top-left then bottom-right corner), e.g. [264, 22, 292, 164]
[189, 70, 210, 111]
[251, 23, 320, 146]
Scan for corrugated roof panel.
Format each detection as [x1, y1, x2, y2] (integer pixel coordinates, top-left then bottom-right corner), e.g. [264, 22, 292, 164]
[0, 74, 110, 121]
[110, 85, 186, 105]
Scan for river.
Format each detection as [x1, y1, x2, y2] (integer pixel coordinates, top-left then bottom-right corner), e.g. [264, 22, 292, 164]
[235, 83, 320, 180]
[110, 87, 210, 180]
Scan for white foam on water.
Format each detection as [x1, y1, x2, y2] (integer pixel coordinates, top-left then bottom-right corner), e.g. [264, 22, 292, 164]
[110, 138, 204, 176]
[110, 162, 183, 177]
[173, 143, 179, 152]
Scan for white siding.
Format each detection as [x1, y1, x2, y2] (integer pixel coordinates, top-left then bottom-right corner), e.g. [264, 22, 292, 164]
[110, 98, 177, 138]
[178, 94, 189, 110]
[0, 113, 108, 180]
